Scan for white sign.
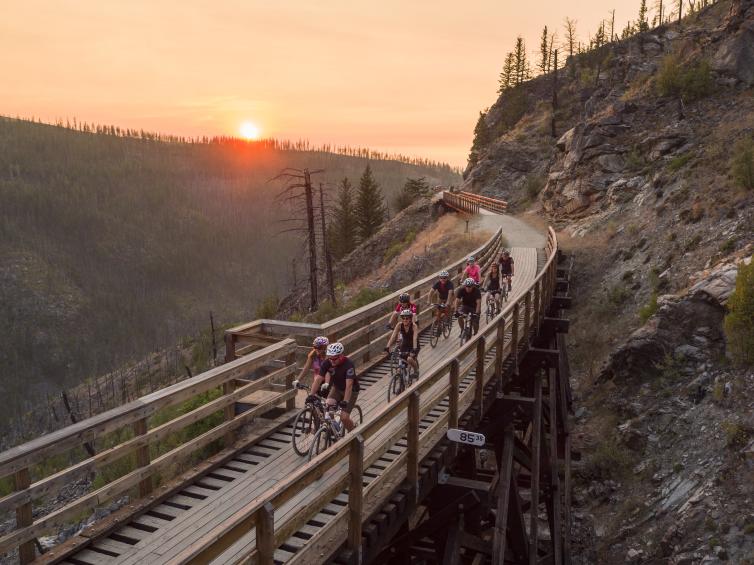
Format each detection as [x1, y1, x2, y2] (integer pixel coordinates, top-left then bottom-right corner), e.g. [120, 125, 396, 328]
[446, 428, 486, 447]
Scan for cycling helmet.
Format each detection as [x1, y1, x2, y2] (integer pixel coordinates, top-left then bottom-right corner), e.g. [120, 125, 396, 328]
[326, 342, 345, 356]
[467, 255, 475, 262]
[503, 249, 510, 256]
[464, 277, 476, 287]
[313, 336, 329, 348]
[439, 270, 449, 278]
[399, 292, 410, 303]
[399, 309, 413, 318]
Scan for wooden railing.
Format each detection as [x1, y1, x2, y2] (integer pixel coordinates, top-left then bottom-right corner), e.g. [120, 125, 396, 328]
[442, 190, 508, 215]
[180, 227, 558, 565]
[0, 226, 506, 563]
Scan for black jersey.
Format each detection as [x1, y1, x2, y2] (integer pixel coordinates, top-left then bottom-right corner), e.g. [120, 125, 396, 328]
[432, 279, 455, 301]
[319, 356, 359, 392]
[499, 256, 514, 274]
[487, 273, 501, 291]
[456, 286, 482, 308]
[399, 322, 417, 352]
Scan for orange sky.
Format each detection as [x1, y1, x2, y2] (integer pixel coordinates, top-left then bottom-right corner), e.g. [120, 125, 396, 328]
[1, 0, 640, 167]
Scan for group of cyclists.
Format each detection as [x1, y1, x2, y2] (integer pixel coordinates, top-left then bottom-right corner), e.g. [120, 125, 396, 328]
[290, 249, 515, 439]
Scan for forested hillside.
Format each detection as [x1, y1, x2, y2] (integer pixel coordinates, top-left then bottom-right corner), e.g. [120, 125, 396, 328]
[0, 117, 460, 426]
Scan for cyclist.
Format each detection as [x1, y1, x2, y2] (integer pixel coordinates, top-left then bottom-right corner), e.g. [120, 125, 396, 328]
[455, 277, 482, 335]
[292, 336, 329, 391]
[385, 309, 420, 379]
[387, 292, 417, 330]
[498, 250, 515, 291]
[311, 342, 359, 432]
[482, 263, 503, 311]
[429, 270, 455, 332]
[463, 256, 481, 285]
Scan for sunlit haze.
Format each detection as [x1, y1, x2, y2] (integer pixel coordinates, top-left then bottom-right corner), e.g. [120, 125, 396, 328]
[1, 0, 638, 166]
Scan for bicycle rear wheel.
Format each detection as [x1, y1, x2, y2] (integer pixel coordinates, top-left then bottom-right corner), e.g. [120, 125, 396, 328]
[429, 320, 439, 348]
[292, 406, 319, 456]
[307, 427, 331, 461]
[351, 405, 363, 427]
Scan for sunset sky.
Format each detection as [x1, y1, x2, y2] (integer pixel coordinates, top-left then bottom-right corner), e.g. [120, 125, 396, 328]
[1, 0, 640, 167]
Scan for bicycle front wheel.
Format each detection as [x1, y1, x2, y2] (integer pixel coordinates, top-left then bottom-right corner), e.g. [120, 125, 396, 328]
[307, 427, 331, 461]
[292, 406, 319, 456]
[442, 317, 452, 338]
[429, 320, 439, 348]
[387, 372, 406, 402]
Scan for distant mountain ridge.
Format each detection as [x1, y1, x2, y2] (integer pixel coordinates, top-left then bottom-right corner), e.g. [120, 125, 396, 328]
[0, 117, 460, 424]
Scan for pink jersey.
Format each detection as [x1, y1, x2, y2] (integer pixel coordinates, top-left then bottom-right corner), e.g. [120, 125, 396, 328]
[464, 264, 481, 283]
[395, 302, 418, 314]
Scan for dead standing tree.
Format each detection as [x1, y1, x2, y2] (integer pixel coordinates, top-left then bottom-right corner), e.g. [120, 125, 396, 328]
[318, 182, 336, 304]
[274, 168, 324, 311]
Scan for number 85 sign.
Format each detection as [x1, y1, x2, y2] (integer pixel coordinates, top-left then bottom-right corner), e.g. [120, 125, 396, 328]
[446, 428, 486, 447]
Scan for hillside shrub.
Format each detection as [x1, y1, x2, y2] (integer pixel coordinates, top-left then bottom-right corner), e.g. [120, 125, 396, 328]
[524, 173, 546, 200]
[724, 259, 754, 366]
[255, 294, 279, 319]
[384, 229, 417, 263]
[731, 138, 754, 190]
[668, 153, 692, 172]
[656, 55, 714, 101]
[639, 292, 658, 323]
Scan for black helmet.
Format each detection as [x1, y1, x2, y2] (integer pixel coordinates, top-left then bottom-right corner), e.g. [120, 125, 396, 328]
[399, 292, 410, 303]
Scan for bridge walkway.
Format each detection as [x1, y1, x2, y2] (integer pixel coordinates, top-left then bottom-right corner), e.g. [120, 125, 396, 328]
[58, 248, 539, 565]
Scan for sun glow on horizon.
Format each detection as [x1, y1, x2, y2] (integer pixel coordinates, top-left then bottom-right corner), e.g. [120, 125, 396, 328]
[240, 121, 261, 140]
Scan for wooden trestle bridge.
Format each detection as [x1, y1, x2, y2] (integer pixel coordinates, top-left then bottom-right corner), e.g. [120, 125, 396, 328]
[0, 192, 573, 564]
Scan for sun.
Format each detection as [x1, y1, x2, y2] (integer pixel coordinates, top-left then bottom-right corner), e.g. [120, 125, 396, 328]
[239, 121, 260, 140]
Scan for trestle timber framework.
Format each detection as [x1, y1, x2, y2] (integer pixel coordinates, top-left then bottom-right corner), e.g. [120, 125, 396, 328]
[366, 253, 574, 565]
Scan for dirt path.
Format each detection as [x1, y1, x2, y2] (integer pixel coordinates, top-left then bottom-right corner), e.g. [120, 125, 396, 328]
[450, 209, 547, 249]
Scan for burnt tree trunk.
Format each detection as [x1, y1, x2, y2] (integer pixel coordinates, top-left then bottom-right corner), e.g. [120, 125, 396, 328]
[319, 182, 336, 304]
[304, 170, 319, 311]
[551, 49, 558, 138]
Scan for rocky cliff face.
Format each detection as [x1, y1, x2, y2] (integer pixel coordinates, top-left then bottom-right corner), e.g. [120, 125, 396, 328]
[464, 1, 754, 562]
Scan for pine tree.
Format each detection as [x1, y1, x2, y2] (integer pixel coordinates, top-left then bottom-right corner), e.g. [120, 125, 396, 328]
[638, 0, 650, 31]
[468, 111, 492, 168]
[355, 164, 386, 241]
[539, 26, 550, 74]
[330, 177, 357, 258]
[394, 176, 431, 210]
[498, 52, 516, 93]
[513, 36, 528, 85]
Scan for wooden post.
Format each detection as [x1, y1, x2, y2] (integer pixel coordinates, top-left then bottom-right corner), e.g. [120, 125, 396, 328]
[348, 435, 365, 562]
[257, 502, 275, 565]
[524, 292, 532, 342]
[223, 379, 236, 446]
[475, 337, 486, 415]
[449, 360, 459, 430]
[224, 332, 236, 363]
[530, 371, 543, 565]
[548, 367, 563, 564]
[14, 468, 34, 564]
[285, 351, 296, 411]
[495, 316, 506, 389]
[511, 303, 520, 372]
[492, 425, 515, 564]
[533, 281, 541, 335]
[132, 418, 152, 497]
[407, 391, 420, 500]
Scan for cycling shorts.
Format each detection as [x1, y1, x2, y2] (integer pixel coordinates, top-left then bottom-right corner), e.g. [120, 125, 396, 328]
[327, 386, 359, 414]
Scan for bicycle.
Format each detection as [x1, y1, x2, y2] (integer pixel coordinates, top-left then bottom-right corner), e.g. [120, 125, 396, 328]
[457, 311, 479, 347]
[429, 303, 452, 348]
[484, 291, 500, 323]
[386, 349, 419, 402]
[290, 383, 327, 456]
[307, 402, 364, 461]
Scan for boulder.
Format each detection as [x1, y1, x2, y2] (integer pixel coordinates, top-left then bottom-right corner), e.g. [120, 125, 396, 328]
[689, 263, 739, 306]
[597, 153, 627, 173]
[711, 22, 754, 86]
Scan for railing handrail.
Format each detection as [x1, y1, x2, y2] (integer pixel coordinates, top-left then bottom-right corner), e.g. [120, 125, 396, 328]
[181, 222, 558, 564]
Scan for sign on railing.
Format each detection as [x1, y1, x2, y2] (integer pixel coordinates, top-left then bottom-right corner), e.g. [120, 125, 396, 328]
[447, 428, 486, 447]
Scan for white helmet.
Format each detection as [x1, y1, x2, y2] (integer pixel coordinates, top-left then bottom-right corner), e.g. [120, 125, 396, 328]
[439, 270, 449, 278]
[464, 277, 476, 287]
[326, 342, 345, 356]
[467, 255, 475, 262]
[399, 309, 413, 318]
